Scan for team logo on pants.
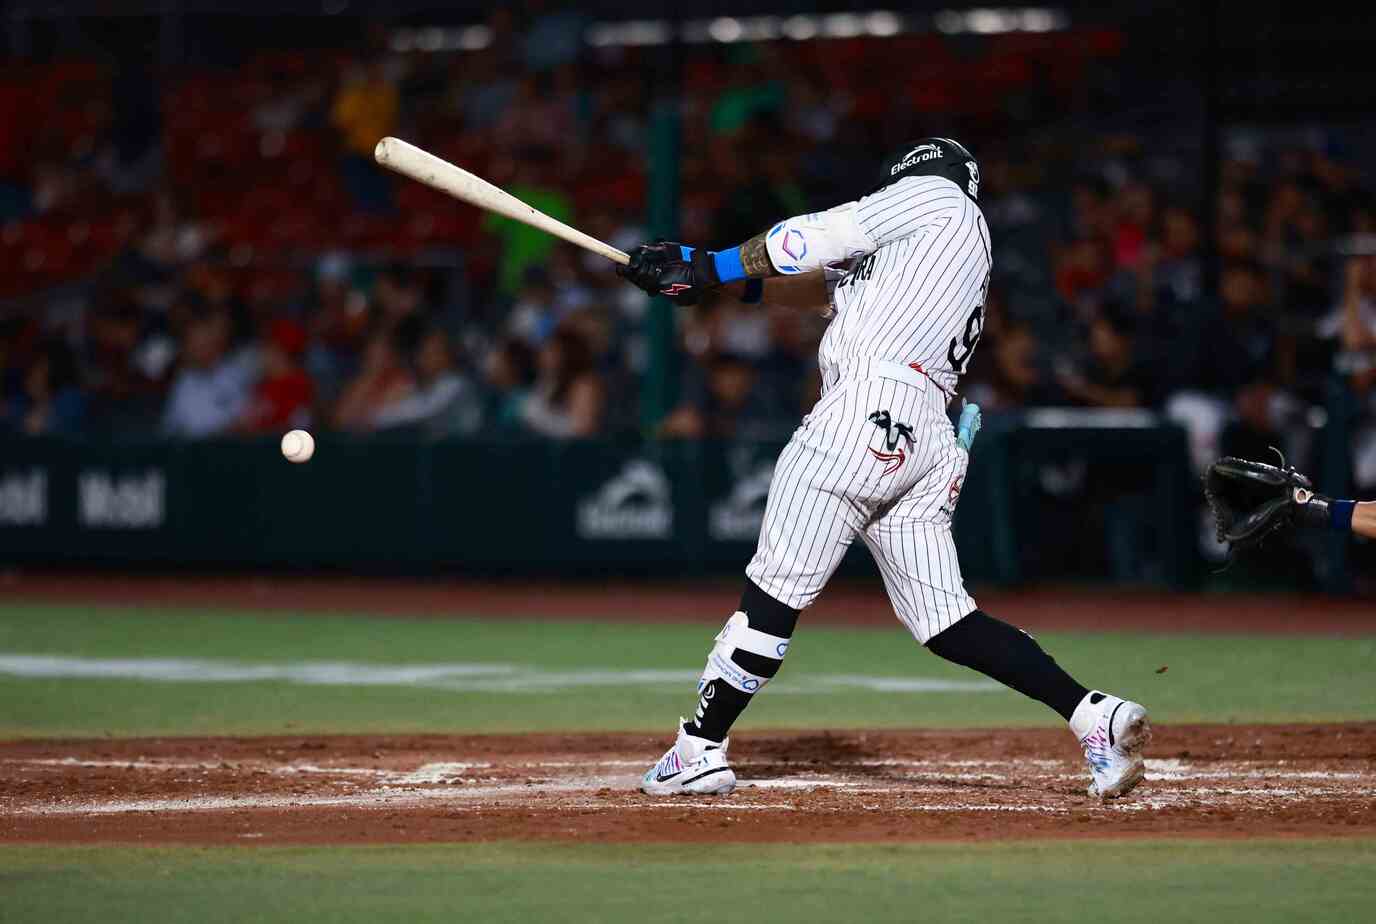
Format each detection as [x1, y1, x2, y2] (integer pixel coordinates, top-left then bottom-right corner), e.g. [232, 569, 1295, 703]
[868, 446, 906, 475]
[867, 410, 915, 476]
[940, 476, 965, 518]
[867, 410, 914, 451]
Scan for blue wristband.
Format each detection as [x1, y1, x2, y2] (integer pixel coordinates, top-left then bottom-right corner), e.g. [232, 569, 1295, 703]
[679, 245, 694, 261]
[741, 278, 764, 304]
[712, 246, 747, 284]
[1332, 499, 1356, 533]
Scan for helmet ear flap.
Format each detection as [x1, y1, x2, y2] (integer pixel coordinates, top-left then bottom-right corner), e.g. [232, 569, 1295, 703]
[963, 158, 981, 199]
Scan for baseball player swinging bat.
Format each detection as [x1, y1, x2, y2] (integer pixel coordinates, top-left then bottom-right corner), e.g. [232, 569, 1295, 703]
[381, 133, 1152, 802]
[613, 138, 1151, 802]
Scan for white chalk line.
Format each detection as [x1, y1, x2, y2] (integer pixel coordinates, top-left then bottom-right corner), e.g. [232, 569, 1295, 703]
[7, 753, 1374, 818]
[30, 785, 1370, 818]
[0, 653, 1001, 696]
[9, 755, 1370, 783]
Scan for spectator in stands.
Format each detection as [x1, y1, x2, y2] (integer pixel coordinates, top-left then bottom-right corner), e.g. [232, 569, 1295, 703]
[0, 317, 23, 402]
[492, 74, 576, 151]
[1110, 181, 1156, 272]
[1056, 306, 1159, 409]
[373, 263, 422, 320]
[1337, 254, 1376, 488]
[1114, 205, 1203, 376]
[518, 325, 604, 438]
[1201, 262, 1281, 394]
[966, 318, 1058, 410]
[162, 312, 255, 439]
[710, 51, 785, 137]
[483, 338, 537, 432]
[31, 161, 80, 216]
[450, 49, 514, 134]
[1055, 235, 1114, 306]
[709, 120, 805, 246]
[235, 319, 314, 433]
[659, 353, 778, 440]
[1221, 381, 1292, 462]
[506, 250, 595, 347]
[303, 253, 368, 402]
[712, 300, 774, 362]
[330, 62, 398, 214]
[506, 266, 559, 346]
[2, 341, 86, 436]
[331, 329, 414, 432]
[483, 149, 574, 297]
[84, 298, 167, 431]
[105, 58, 162, 194]
[1336, 254, 1376, 359]
[1266, 182, 1332, 318]
[1149, 206, 1203, 310]
[140, 187, 212, 270]
[373, 327, 482, 436]
[1167, 261, 1285, 473]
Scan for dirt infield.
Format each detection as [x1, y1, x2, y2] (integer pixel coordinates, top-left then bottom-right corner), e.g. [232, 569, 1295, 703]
[4, 572, 1374, 635]
[4, 576, 1373, 845]
[4, 724, 1374, 845]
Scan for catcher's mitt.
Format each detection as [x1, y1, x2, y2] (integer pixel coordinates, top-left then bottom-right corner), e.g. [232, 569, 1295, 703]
[1203, 451, 1331, 554]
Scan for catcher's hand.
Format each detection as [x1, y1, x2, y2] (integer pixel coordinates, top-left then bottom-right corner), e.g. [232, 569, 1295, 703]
[1203, 451, 1331, 554]
[615, 241, 721, 305]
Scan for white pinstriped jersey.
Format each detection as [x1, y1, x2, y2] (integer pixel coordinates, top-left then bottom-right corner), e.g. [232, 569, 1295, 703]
[820, 175, 992, 395]
[741, 174, 990, 641]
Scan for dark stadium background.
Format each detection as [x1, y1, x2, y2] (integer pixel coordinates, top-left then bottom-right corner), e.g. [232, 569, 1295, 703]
[2, 1, 1374, 595]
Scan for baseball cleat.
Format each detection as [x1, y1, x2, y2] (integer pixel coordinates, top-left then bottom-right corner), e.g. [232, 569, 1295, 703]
[1069, 691, 1152, 799]
[639, 719, 737, 796]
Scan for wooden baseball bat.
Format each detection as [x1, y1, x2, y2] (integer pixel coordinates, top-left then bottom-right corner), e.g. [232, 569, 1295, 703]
[373, 137, 630, 266]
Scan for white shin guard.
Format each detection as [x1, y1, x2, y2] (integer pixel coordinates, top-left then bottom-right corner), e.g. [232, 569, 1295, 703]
[698, 611, 791, 695]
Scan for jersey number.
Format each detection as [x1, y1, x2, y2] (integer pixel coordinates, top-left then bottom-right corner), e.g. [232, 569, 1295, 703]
[947, 303, 984, 375]
[948, 272, 990, 375]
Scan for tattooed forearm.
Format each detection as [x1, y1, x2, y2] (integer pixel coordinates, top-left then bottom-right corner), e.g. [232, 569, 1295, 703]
[739, 232, 779, 277]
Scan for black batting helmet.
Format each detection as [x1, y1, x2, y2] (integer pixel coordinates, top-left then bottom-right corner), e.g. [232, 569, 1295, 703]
[871, 137, 981, 201]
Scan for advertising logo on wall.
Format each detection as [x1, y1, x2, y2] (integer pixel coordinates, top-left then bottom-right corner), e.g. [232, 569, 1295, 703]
[78, 470, 165, 529]
[576, 459, 674, 540]
[0, 469, 46, 526]
[709, 449, 775, 542]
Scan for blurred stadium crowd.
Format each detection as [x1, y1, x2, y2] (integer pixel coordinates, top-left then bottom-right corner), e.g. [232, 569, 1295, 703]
[3, 10, 1376, 490]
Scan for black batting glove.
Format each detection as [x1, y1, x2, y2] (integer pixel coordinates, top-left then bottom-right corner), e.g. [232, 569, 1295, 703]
[616, 241, 721, 305]
[617, 240, 680, 295]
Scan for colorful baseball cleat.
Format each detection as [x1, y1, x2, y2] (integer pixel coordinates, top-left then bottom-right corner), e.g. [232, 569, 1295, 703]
[639, 719, 737, 796]
[1069, 691, 1152, 799]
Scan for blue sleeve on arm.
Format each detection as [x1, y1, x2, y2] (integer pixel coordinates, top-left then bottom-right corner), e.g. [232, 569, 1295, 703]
[712, 246, 747, 284]
[680, 245, 694, 261]
[1332, 499, 1356, 532]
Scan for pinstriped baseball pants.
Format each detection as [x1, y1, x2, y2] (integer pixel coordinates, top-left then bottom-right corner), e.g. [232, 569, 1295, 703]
[745, 365, 976, 643]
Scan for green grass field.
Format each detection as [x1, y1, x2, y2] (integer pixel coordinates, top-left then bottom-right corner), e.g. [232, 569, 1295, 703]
[3, 603, 1374, 738]
[4, 600, 1373, 923]
[5, 840, 1375, 923]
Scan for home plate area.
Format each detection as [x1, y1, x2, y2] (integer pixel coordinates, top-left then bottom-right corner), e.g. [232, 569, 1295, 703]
[4, 725, 1375, 844]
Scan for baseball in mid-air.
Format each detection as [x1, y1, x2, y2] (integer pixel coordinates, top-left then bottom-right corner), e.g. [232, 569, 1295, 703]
[280, 429, 315, 463]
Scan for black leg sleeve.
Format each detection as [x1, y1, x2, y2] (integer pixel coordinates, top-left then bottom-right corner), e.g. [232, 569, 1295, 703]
[926, 610, 1089, 721]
